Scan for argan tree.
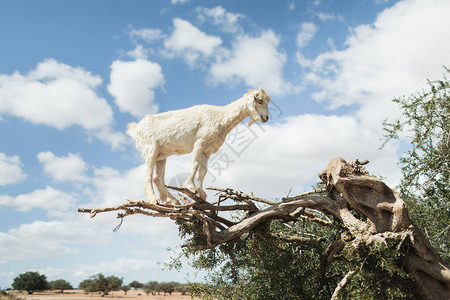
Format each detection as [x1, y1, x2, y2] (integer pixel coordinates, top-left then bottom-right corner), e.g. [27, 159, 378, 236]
[49, 279, 73, 293]
[78, 273, 122, 296]
[129, 280, 143, 290]
[121, 285, 131, 295]
[12, 271, 49, 295]
[79, 158, 449, 299]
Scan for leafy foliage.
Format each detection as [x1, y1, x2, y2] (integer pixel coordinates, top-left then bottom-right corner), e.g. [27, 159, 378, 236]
[383, 67, 450, 262]
[141, 281, 181, 296]
[78, 273, 122, 295]
[335, 240, 414, 299]
[12, 272, 49, 294]
[121, 285, 130, 294]
[128, 280, 143, 290]
[49, 279, 73, 293]
[170, 189, 416, 298]
[173, 217, 416, 299]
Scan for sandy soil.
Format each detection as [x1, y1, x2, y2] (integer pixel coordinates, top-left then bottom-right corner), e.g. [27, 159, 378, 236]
[9, 289, 197, 300]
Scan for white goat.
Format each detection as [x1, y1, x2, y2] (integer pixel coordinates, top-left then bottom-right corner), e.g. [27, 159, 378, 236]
[127, 88, 271, 205]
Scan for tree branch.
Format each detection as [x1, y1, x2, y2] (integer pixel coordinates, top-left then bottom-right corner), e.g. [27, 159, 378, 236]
[331, 270, 356, 300]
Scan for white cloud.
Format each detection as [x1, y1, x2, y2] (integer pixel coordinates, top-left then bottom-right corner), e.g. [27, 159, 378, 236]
[316, 12, 344, 22]
[171, 0, 189, 4]
[37, 151, 88, 182]
[89, 164, 146, 208]
[210, 30, 293, 95]
[296, 22, 318, 48]
[164, 18, 222, 65]
[206, 115, 401, 199]
[197, 6, 244, 33]
[108, 58, 164, 118]
[128, 27, 166, 43]
[81, 163, 184, 249]
[127, 45, 149, 60]
[0, 153, 26, 186]
[0, 59, 125, 149]
[0, 186, 76, 212]
[299, 0, 450, 134]
[288, 2, 295, 11]
[0, 219, 111, 260]
[71, 257, 161, 279]
[31, 254, 195, 286]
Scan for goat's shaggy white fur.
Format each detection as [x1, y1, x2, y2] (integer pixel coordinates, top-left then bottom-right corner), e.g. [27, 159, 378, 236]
[127, 88, 271, 205]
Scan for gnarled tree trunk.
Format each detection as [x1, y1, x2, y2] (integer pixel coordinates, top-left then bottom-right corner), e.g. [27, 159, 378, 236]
[79, 157, 450, 299]
[321, 158, 449, 299]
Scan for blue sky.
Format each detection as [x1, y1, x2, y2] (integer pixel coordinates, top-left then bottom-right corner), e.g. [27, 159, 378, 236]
[0, 0, 449, 288]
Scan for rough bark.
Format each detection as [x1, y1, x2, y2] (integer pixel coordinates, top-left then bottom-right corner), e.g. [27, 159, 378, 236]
[321, 158, 450, 300]
[78, 157, 450, 299]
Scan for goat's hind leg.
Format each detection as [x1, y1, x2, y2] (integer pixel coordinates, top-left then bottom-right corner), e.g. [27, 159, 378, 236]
[195, 153, 210, 200]
[144, 146, 159, 205]
[154, 159, 180, 205]
[185, 147, 209, 200]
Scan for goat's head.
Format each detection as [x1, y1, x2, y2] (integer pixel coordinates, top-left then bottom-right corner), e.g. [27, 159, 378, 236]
[247, 88, 271, 126]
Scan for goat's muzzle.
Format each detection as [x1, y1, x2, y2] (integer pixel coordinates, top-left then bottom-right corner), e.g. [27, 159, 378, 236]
[262, 115, 269, 122]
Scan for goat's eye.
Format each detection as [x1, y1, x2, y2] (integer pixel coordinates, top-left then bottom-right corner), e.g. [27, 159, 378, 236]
[257, 99, 263, 104]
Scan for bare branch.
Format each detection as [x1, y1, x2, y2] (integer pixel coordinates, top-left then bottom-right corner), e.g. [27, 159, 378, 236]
[270, 232, 324, 243]
[207, 187, 277, 206]
[331, 270, 356, 300]
[184, 195, 336, 250]
[166, 185, 206, 203]
[299, 209, 333, 226]
[283, 188, 327, 200]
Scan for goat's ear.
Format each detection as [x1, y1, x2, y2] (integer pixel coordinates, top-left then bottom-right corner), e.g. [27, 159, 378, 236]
[254, 91, 260, 100]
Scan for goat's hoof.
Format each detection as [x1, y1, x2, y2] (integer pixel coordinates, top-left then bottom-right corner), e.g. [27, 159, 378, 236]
[145, 198, 159, 205]
[170, 200, 181, 206]
[162, 196, 180, 206]
[184, 185, 197, 194]
[198, 190, 207, 200]
[182, 185, 206, 200]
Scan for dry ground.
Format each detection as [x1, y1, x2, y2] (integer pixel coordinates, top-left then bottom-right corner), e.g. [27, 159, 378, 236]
[7, 289, 197, 300]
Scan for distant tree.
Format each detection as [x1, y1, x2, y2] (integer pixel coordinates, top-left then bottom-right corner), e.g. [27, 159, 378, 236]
[49, 279, 73, 293]
[142, 287, 151, 296]
[175, 284, 191, 295]
[121, 285, 130, 295]
[158, 282, 176, 295]
[12, 271, 49, 294]
[78, 279, 92, 291]
[78, 274, 122, 296]
[144, 281, 158, 295]
[128, 280, 143, 290]
[383, 67, 450, 262]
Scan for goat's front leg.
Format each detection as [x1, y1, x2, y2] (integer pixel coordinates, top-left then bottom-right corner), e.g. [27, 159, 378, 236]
[184, 141, 202, 191]
[185, 151, 209, 200]
[195, 153, 210, 200]
[184, 160, 200, 192]
[144, 146, 159, 204]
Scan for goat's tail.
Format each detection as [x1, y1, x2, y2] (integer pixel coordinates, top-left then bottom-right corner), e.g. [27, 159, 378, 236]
[126, 122, 138, 138]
